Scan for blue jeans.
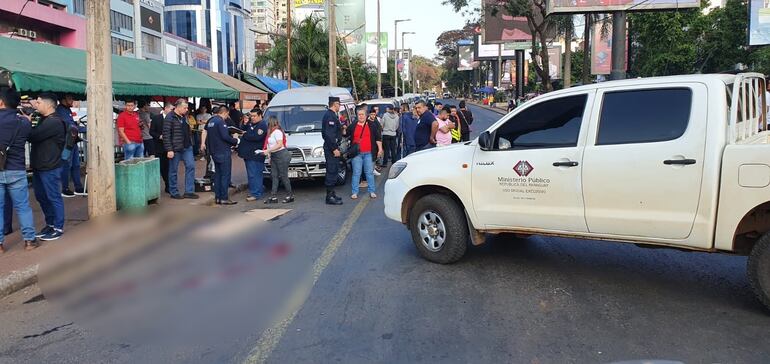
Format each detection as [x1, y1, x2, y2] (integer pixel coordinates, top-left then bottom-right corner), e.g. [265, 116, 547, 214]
[123, 142, 144, 160]
[168, 146, 195, 196]
[60, 143, 83, 191]
[0, 170, 35, 243]
[212, 152, 232, 201]
[32, 169, 64, 230]
[351, 152, 375, 195]
[244, 159, 265, 198]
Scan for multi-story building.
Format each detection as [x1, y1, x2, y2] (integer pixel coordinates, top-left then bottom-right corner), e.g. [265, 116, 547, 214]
[276, 0, 287, 30]
[251, 0, 275, 44]
[164, 0, 248, 75]
[0, 0, 86, 49]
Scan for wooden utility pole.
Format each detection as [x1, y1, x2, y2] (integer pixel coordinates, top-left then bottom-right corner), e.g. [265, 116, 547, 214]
[582, 14, 592, 85]
[85, 0, 116, 218]
[376, 0, 382, 98]
[564, 23, 572, 88]
[287, 0, 292, 89]
[328, 0, 337, 87]
[610, 12, 627, 80]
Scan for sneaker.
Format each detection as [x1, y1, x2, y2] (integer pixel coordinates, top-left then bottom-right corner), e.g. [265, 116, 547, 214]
[35, 226, 54, 238]
[373, 170, 381, 176]
[370, 193, 377, 199]
[74, 189, 88, 196]
[246, 196, 258, 202]
[62, 189, 75, 198]
[170, 194, 184, 200]
[40, 229, 63, 241]
[184, 193, 200, 199]
[24, 240, 38, 251]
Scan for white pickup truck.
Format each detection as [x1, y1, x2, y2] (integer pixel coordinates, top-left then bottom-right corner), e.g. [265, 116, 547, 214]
[385, 73, 770, 310]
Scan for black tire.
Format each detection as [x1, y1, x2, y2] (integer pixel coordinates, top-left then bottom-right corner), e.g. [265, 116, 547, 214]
[409, 194, 468, 264]
[748, 232, 770, 311]
[335, 161, 349, 186]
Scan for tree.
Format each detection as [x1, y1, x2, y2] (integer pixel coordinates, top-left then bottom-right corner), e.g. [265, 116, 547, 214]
[445, 0, 556, 92]
[435, 24, 478, 60]
[412, 56, 443, 92]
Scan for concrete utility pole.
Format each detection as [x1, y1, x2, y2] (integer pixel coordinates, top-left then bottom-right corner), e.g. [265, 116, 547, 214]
[287, 0, 292, 89]
[376, 0, 382, 98]
[610, 11, 626, 81]
[85, 0, 116, 217]
[328, 0, 337, 87]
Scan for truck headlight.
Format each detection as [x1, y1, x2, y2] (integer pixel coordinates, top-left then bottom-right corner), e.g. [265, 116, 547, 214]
[388, 162, 407, 179]
[311, 147, 324, 158]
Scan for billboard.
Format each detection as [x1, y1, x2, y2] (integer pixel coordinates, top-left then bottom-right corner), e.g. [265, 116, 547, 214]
[547, 46, 562, 79]
[295, 0, 324, 7]
[590, 21, 627, 75]
[336, 0, 366, 58]
[365, 32, 388, 74]
[140, 7, 162, 33]
[475, 35, 524, 60]
[750, 0, 770, 46]
[482, 0, 533, 44]
[399, 50, 411, 81]
[548, 0, 699, 14]
[458, 45, 474, 71]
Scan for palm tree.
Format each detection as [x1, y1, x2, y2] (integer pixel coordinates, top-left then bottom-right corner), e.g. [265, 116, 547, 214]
[254, 15, 329, 84]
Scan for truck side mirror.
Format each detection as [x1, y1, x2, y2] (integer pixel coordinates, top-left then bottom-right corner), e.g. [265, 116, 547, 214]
[478, 131, 492, 151]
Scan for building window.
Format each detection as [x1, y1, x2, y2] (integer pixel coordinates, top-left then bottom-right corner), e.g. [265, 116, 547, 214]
[111, 37, 134, 56]
[110, 10, 133, 33]
[120, 0, 134, 4]
[165, 10, 197, 43]
[142, 33, 162, 56]
[72, 0, 86, 16]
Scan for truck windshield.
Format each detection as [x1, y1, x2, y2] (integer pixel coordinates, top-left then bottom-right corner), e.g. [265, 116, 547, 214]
[264, 105, 327, 134]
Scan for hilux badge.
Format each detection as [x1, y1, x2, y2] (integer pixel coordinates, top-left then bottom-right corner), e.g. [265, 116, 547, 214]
[513, 161, 534, 177]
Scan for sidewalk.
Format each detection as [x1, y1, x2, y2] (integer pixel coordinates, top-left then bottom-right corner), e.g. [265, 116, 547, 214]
[0, 154, 249, 298]
[467, 100, 507, 115]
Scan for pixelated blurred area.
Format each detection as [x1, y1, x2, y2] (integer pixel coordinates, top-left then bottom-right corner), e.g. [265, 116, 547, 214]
[37, 206, 301, 356]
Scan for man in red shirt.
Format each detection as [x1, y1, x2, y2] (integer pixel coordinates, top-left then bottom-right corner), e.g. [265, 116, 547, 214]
[116, 100, 144, 160]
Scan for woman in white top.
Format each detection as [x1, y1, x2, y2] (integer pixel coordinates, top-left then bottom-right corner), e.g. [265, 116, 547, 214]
[263, 116, 293, 203]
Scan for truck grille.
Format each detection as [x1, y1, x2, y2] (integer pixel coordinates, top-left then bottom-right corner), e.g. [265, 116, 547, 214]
[288, 147, 313, 161]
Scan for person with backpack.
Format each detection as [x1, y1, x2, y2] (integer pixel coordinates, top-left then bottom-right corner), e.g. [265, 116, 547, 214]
[263, 116, 293, 204]
[57, 94, 84, 198]
[29, 93, 66, 241]
[0, 88, 37, 252]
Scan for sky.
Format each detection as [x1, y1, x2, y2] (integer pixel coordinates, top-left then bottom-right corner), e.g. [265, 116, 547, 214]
[363, 0, 476, 59]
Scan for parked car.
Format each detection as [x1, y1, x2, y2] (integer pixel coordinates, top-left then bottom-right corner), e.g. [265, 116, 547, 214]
[384, 73, 770, 310]
[359, 98, 399, 118]
[262, 86, 356, 185]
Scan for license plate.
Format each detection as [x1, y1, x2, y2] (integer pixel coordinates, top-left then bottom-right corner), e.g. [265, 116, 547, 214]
[288, 171, 299, 178]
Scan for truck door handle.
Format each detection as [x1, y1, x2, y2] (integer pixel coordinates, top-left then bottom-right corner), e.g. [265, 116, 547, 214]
[663, 159, 696, 165]
[553, 161, 579, 167]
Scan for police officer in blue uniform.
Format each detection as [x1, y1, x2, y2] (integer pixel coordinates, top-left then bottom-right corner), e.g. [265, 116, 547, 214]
[205, 105, 239, 205]
[322, 96, 344, 205]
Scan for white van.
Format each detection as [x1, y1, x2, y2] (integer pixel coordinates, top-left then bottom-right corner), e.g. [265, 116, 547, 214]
[263, 87, 357, 184]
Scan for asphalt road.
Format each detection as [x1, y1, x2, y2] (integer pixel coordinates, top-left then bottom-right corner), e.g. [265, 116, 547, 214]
[2, 101, 770, 364]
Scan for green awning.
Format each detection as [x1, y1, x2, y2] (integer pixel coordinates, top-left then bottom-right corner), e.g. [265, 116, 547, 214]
[0, 36, 239, 99]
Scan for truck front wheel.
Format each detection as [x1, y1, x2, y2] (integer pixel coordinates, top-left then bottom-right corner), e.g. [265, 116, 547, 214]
[748, 232, 770, 311]
[409, 194, 468, 264]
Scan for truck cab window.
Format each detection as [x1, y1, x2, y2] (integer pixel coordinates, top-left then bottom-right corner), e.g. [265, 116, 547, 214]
[493, 94, 587, 150]
[597, 88, 692, 145]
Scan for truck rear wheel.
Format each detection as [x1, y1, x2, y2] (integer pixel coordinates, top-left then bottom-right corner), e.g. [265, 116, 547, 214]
[409, 194, 468, 264]
[748, 232, 770, 311]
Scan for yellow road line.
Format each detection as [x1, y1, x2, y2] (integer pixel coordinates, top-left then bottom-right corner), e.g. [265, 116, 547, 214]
[242, 182, 381, 364]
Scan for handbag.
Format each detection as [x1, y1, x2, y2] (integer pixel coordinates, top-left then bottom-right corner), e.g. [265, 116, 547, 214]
[344, 121, 368, 160]
[0, 117, 22, 171]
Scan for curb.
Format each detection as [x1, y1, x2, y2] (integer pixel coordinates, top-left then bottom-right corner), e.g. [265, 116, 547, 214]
[471, 102, 507, 115]
[0, 182, 249, 300]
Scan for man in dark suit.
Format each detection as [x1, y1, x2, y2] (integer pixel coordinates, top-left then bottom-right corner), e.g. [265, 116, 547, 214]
[150, 103, 173, 194]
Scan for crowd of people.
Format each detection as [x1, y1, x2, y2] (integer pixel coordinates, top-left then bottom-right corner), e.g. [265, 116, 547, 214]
[321, 97, 474, 205]
[0, 86, 476, 252]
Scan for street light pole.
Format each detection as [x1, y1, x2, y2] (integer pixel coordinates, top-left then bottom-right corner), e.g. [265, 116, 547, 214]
[328, 0, 337, 87]
[287, 0, 292, 89]
[85, 0, 116, 217]
[402, 32, 414, 95]
[393, 19, 410, 98]
[376, 0, 381, 98]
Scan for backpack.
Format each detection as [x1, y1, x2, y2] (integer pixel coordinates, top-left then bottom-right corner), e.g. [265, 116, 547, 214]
[61, 120, 81, 162]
